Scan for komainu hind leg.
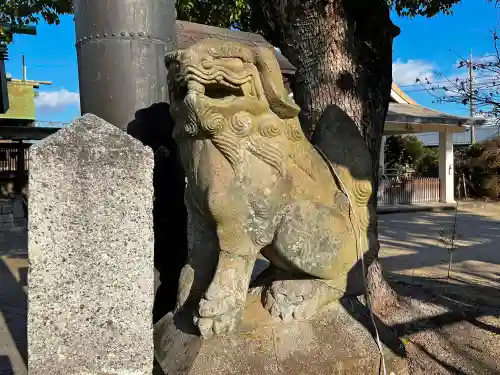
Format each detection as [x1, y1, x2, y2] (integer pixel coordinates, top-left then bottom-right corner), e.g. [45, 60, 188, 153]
[249, 258, 344, 323]
[260, 201, 359, 323]
[263, 279, 346, 322]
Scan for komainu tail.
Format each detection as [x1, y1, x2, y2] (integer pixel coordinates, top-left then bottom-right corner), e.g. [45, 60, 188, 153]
[310, 104, 373, 206]
[310, 105, 374, 254]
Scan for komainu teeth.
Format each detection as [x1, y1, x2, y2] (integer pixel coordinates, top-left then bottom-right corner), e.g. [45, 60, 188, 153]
[188, 80, 206, 93]
[241, 82, 252, 96]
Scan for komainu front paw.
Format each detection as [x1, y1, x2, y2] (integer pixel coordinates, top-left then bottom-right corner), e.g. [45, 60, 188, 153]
[263, 280, 335, 323]
[195, 293, 244, 338]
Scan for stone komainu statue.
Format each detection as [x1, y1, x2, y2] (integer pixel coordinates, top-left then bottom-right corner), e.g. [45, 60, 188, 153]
[165, 38, 375, 339]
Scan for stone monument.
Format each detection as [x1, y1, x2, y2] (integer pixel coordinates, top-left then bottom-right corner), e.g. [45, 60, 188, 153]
[154, 38, 408, 374]
[28, 114, 155, 375]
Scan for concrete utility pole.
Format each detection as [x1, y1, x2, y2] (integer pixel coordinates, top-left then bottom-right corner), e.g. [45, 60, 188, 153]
[468, 49, 476, 143]
[73, 0, 177, 130]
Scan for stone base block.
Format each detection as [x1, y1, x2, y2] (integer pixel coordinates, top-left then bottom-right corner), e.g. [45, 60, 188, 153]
[0, 220, 14, 229]
[1, 204, 13, 214]
[154, 296, 408, 375]
[1, 213, 13, 223]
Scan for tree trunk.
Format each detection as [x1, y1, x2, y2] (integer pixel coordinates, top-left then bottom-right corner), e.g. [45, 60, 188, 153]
[251, 0, 401, 314]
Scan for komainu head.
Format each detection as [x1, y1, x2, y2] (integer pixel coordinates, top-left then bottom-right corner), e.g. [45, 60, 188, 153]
[165, 38, 301, 140]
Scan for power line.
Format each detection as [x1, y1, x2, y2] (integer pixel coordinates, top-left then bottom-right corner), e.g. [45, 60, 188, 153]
[400, 76, 500, 91]
[400, 80, 500, 93]
[397, 75, 499, 89]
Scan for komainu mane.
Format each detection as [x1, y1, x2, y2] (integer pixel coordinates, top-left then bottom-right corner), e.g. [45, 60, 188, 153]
[165, 38, 374, 339]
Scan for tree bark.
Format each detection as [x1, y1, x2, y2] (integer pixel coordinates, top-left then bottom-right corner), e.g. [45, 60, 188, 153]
[251, 0, 401, 314]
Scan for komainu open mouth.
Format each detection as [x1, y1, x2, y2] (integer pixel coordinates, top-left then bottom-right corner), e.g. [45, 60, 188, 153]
[181, 65, 258, 100]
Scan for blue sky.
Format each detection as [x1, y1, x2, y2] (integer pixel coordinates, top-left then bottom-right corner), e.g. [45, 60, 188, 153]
[6, 14, 78, 123]
[392, 0, 500, 118]
[4, 0, 499, 123]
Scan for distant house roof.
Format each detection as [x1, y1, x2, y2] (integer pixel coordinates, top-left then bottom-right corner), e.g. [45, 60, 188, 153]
[176, 21, 296, 75]
[390, 83, 417, 105]
[386, 102, 487, 135]
[387, 83, 488, 137]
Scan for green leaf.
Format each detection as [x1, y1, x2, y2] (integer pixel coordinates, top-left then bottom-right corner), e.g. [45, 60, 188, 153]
[0, 0, 73, 43]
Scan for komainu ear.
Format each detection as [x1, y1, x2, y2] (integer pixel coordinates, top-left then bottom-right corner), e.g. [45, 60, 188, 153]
[253, 46, 300, 119]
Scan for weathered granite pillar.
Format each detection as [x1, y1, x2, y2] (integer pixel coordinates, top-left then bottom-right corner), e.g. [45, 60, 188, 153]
[28, 114, 154, 374]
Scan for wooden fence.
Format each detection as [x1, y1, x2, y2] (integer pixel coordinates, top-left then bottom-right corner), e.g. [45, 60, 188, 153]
[0, 143, 30, 174]
[0, 143, 30, 195]
[378, 176, 440, 205]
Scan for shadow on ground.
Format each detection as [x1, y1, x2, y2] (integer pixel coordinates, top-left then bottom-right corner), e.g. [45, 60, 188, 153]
[379, 209, 500, 291]
[376, 207, 500, 374]
[384, 278, 500, 374]
[0, 228, 27, 374]
[0, 355, 13, 375]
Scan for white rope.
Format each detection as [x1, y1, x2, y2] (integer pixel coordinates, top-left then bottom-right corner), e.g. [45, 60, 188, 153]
[314, 146, 388, 375]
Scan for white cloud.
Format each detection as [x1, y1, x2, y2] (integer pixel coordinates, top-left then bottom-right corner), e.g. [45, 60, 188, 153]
[392, 59, 435, 86]
[35, 89, 80, 111]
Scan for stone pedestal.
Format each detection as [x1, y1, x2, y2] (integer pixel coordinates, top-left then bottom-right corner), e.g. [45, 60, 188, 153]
[154, 295, 408, 375]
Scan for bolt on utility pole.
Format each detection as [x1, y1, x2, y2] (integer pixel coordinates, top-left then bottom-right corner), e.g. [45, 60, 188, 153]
[73, 0, 177, 130]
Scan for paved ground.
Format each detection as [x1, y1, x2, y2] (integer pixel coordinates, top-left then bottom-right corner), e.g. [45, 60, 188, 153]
[379, 202, 500, 292]
[0, 202, 499, 374]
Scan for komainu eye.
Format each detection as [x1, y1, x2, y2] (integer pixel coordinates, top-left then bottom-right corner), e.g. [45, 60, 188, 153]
[202, 59, 214, 69]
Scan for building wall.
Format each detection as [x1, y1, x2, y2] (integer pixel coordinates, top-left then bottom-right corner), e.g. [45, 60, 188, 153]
[0, 196, 26, 228]
[0, 82, 36, 121]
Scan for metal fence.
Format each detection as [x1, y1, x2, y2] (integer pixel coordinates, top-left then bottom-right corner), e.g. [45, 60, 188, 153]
[378, 176, 440, 205]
